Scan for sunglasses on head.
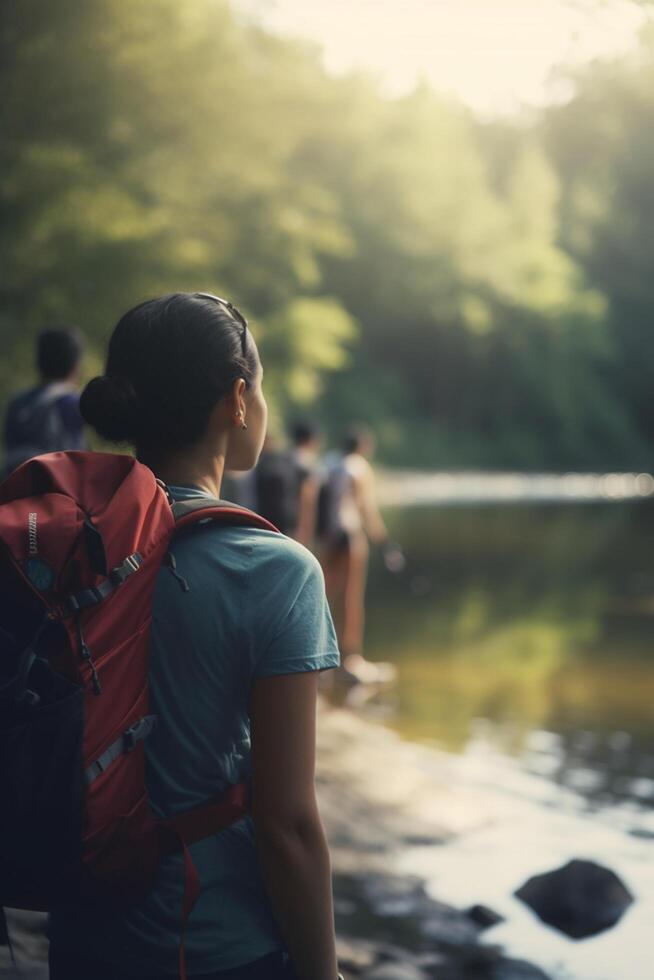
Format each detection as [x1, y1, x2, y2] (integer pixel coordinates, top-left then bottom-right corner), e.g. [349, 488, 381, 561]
[194, 292, 248, 357]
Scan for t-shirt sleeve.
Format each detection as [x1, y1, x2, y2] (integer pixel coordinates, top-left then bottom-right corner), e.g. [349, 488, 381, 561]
[254, 547, 340, 679]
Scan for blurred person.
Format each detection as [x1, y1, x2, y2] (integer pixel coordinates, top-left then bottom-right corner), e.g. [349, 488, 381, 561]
[3, 327, 86, 475]
[319, 426, 403, 682]
[254, 425, 321, 543]
[253, 431, 299, 535]
[254, 422, 322, 545]
[45, 293, 341, 980]
[289, 421, 323, 548]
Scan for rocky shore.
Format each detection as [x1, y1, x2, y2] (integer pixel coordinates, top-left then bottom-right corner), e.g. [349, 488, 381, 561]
[1, 703, 552, 980]
[316, 703, 551, 980]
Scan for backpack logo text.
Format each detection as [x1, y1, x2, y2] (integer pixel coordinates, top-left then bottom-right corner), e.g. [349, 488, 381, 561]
[28, 512, 38, 555]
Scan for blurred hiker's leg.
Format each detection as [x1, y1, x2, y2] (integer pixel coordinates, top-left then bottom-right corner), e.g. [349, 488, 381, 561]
[320, 539, 348, 648]
[341, 531, 369, 656]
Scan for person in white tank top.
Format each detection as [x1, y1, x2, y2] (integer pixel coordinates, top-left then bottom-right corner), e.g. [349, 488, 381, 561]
[320, 427, 390, 666]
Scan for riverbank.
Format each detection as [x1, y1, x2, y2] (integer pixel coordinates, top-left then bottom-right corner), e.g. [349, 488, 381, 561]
[316, 702, 552, 980]
[318, 697, 654, 980]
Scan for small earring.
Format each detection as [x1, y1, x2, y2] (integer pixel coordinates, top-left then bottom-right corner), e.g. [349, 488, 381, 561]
[241, 421, 248, 430]
[236, 412, 248, 431]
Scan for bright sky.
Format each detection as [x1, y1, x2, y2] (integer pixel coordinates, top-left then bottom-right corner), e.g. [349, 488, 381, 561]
[236, 0, 650, 115]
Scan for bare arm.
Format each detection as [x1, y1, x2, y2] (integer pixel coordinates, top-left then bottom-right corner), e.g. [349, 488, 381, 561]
[352, 459, 387, 544]
[249, 672, 338, 980]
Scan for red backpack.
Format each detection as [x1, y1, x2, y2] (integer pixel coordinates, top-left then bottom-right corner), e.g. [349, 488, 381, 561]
[0, 451, 277, 977]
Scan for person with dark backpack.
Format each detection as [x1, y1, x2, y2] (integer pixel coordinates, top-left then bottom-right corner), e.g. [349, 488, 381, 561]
[253, 433, 302, 536]
[253, 423, 322, 546]
[0, 293, 342, 980]
[3, 327, 86, 476]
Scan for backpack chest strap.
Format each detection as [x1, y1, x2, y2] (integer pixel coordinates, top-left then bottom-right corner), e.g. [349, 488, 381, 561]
[63, 552, 143, 615]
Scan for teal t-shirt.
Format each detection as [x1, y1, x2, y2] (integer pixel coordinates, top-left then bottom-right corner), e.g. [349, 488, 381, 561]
[50, 485, 339, 974]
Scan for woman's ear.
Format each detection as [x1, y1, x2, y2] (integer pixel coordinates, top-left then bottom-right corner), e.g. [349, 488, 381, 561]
[228, 378, 247, 426]
[209, 378, 248, 436]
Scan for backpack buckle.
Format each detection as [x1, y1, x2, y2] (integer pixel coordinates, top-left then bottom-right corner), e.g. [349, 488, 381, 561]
[124, 714, 158, 752]
[84, 715, 158, 786]
[124, 553, 142, 574]
[64, 552, 144, 616]
[109, 552, 143, 586]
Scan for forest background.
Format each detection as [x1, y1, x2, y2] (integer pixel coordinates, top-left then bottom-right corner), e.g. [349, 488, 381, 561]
[3, 0, 654, 471]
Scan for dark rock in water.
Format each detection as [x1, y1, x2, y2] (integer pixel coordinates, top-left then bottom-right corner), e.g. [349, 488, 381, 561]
[515, 858, 634, 939]
[467, 904, 505, 929]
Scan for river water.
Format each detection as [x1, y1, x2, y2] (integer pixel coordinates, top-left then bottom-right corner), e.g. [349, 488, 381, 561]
[364, 478, 654, 980]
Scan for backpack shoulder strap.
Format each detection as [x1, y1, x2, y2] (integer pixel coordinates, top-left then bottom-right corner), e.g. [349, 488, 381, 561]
[171, 496, 279, 534]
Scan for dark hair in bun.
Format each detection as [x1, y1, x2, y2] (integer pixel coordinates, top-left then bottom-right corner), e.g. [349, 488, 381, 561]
[79, 375, 139, 443]
[80, 292, 257, 455]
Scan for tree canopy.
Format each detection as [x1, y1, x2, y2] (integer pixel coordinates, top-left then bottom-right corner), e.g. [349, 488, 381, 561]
[2, 0, 654, 468]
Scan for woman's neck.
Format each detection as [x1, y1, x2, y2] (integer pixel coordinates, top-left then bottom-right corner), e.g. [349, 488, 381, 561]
[141, 449, 226, 499]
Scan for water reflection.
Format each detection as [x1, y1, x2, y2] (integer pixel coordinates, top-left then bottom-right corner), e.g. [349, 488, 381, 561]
[366, 500, 654, 811]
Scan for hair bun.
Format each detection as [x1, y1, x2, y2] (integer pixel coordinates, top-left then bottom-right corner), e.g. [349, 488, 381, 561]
[80, 375, 139, 443]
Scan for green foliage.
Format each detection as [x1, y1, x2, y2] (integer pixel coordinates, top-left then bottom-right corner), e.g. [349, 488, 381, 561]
[0, 0, 355, 395]
[260, 296, 357, 411]
[544, 24, 654, 456]
[2, 0, 654, 468]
